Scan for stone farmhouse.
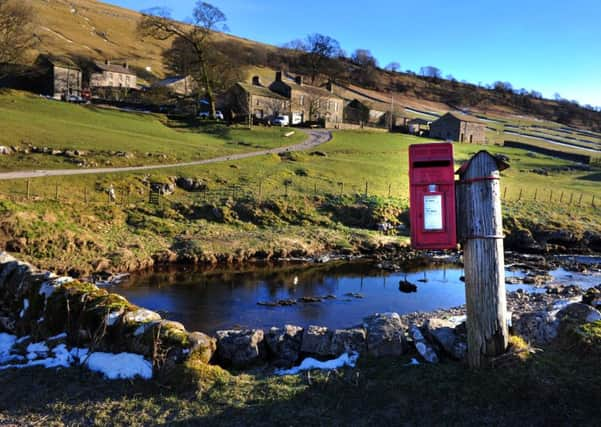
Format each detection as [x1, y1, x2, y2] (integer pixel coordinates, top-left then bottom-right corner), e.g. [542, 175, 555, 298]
[154, 75, 197, 96]
[269, 72, 344, 126]
[222, 76, 289, 121]
[90, 60, 137, 90]
[429, 112, 486, 143]
[34, 54, 82, 99]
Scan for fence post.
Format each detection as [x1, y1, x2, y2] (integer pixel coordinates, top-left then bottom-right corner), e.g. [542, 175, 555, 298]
[518, 188, 523, 201]
[592, 195, 596, 208]
[314, 183, 317, 196]
[456, 151, 509, 368]
[533, 189, 537, 201]
[84, 187, 88, 204]
[549, 190, 553, 202]
[339, 182, 344, 197]
[388, 183, 392, 198]
[560, 192, 564, 203]
[578, 193, 584, 207]
[365, 181, 368, 197]
[55, 184, 59, 201]
[503, 187, 507, 200]
[26, 179, 31, 200]
[258, 181, 263, 201]
[569, 193, 574, 205]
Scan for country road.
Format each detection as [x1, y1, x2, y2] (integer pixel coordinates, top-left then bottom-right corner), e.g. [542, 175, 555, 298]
[0, 129, 332, 180]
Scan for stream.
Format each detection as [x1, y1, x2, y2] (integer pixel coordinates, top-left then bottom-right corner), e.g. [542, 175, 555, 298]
[115, 260, 601, 334]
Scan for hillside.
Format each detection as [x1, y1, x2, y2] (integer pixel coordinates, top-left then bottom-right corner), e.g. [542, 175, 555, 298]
[21, 0, 601, 132]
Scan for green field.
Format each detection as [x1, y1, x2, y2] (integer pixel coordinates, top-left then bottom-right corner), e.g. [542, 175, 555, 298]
[0, 90, 304, 171]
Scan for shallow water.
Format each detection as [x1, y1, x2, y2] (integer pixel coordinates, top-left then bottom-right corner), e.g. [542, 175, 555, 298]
[115, 261, 601, 334]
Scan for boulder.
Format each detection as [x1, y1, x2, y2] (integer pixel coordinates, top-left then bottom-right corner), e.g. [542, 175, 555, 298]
[582, 287, 601, 308]
[424, 318, 467, 360]
[216, 329, 264, 368]
[363, 312, 407, 357]
[557, 303, 601, 324]
[330, 328, 367, 355]
[265, 324, 303, 367]
[512, 311, 559, 345]
[188, 331, 217, 363]
[123, 309, 162, 326]
[408, 325, 438, 364]
[175, 177, 207, 192]
[300, 325, 333, 357]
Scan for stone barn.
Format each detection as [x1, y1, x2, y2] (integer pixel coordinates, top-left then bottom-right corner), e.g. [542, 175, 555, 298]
[429, 112, 486, 144]
[33, 54, 82, 99]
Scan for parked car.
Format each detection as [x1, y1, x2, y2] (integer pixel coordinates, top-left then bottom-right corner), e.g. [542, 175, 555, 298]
[66, 95, 84, 103]
[198, 110, 224, 120]
[271, 115, 290, 126]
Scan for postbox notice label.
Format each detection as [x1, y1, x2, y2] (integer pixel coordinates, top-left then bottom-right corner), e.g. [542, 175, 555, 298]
[423, 194, 443, 231]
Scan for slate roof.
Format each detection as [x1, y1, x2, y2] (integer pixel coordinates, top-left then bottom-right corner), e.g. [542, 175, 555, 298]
[93, 61, 136, 75]
[237, 82, 288, 100]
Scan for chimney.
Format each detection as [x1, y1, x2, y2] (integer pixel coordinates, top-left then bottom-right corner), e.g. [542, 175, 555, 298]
[275, 71, 282, 82]
[295, 75, 303, 86]
[252, 75, 261, 86]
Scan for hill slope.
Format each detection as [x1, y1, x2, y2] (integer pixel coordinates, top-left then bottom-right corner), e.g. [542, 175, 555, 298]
[17, 0, 601, 131]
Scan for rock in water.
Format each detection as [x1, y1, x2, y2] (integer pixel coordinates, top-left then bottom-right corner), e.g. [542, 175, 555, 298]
[363, 313, 407, 357]
[398, 280, 417, 293]
[424, 318, 467, 360]
[215, 329, 265, 368]
[408, 324, 439, 363]
[300, 325, 333, 357]
[265, 325, 303, 367]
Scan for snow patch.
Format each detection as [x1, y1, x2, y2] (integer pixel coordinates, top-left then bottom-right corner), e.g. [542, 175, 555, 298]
[48, 333, 67, 341]
[0, 333, 17, 363]
[39, 281, 57, 298]
[275, 352, 359, 376]
[405, 358, 420, 366]
[85, 352, 153, 380]
[26, 342, 49, 360]
[105, 310, 123, 326]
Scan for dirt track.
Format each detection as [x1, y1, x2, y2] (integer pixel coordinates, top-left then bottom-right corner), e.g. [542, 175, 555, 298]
[0, 129, 332, 180]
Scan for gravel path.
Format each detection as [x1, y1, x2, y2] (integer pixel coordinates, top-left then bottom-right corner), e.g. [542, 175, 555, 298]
[0, 129, 332, 180]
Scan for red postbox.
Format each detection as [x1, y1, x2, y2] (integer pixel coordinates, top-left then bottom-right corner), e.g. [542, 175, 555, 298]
[409, 143, 456, 250]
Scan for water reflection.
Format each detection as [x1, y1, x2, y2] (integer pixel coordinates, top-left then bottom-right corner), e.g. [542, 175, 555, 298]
[115, 261, 601, 334]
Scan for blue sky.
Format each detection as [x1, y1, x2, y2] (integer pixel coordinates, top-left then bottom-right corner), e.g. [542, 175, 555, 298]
[106, 0, 601, 107]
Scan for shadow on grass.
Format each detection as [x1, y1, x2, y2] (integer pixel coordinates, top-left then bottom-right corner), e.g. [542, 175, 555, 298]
[1, 348, 601, 426]
[577, 172, 601, 182]
[166, 116, 232, 140]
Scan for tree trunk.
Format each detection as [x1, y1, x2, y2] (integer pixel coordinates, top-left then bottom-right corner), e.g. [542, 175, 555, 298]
[456, 151, 509, 368]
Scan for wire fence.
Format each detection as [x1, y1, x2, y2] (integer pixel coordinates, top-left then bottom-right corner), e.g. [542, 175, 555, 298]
[0, 178, 599, 210]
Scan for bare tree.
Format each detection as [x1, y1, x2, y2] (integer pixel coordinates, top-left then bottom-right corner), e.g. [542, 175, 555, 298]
[285, 33, 343, 84]
[385, 62, 401, 72]
[419, 66, 442, 79]
[138, 2, 228, 118]
[0, 0, 35, 76]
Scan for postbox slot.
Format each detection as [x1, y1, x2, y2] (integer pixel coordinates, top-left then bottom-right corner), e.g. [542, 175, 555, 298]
[412, 160, 451, 168]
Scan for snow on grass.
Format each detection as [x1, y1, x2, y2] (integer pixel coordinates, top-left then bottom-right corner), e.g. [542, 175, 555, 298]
[275, 352, 359, 376]
[0, 334, 153, 380]
[19, 299, 29, 318]
[84, 352, 153, 380]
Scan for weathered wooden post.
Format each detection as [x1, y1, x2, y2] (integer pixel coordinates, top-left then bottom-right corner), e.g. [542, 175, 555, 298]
[456, 151, 509, 368]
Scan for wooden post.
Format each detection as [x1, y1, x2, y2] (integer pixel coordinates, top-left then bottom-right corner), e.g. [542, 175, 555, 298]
[84, 187, 88, 204]
[456, 151, 509, 368]
[503, 187, 507, 200]
[364, 181, 368, 197]
[533, 188, 537, 201]
[569, 193, 574, 205]
[388, 183, 392, 198]
[593, 195, 596, 208]
[258, 181, 263, 201]
[560, 191, 564, 203]
[55, 183, 59, 201]
[578, 193, 584, 207]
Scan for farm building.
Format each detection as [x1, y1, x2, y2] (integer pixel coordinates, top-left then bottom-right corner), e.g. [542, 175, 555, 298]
[222, 76, 289, 121]
[269, 72, 344, 127]
[429, 112, 486, 143]
[154, 75, 197, 96]
[90, 60, 137, 90]
[33, 54, 82, 99]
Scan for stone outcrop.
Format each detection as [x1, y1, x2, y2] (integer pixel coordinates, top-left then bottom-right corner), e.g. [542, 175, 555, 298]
[363, 312, 407, 357]
[300, 325, 333, 357]
[408, 324, 439, 363]
[512, 311, 560, 345]
[424, 318, 467, 360]
[215, 329, 265, 368]
[265, 325, 303, 367]
[330, 328, 367, 355]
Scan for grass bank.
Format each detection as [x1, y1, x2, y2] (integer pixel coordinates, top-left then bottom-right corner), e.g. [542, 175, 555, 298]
[1, 338, 600, 426]
[0, 128, 600, 275]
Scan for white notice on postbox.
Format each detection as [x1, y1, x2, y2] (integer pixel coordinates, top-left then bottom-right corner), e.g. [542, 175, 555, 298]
[423, 194, 443, 231]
